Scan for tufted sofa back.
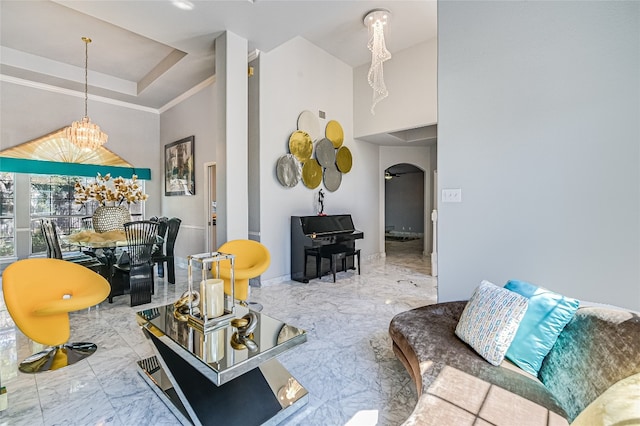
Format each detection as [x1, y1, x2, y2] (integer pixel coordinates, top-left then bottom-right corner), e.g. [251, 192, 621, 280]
[538, 306, 640, 421]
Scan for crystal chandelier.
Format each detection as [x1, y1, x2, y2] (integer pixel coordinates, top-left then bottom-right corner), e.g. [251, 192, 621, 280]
[65, 37, 108, 150]
[364, 9, 392, 115]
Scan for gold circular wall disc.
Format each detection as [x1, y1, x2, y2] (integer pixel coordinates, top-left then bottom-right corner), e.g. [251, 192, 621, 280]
[336, 146, 352, 173]
[289, 131, 313, 162]
[325, 120, 344, 148]
[302, 159, 322, 189]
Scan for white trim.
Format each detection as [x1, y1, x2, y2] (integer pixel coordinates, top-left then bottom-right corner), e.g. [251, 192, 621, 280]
[0, 73, 216, 115]
[0, 74, 158, 113]
[179, 224, 205, 231]
[158, 76, 215, 113]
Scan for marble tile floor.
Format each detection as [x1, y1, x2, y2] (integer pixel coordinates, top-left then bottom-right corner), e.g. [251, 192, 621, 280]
[0, 241, 436, 426]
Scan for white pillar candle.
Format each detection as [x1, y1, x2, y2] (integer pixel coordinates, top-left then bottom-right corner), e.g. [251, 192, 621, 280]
[204, 329, 225, 363]
[200, 278, 224, 318]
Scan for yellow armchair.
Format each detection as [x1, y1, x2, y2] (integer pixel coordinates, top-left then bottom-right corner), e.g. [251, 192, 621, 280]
[218, 240, 270, 303]
[2, 258, 110, 373]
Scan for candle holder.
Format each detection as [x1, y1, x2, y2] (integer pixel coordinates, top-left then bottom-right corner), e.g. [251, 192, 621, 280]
[186, 251, 236, 332]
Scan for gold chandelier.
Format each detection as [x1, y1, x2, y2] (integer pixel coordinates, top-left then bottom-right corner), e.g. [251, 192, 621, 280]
[65, 37, 108, 150]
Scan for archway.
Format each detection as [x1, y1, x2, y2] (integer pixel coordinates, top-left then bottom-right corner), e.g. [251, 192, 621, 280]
[384, 163, 426, 260]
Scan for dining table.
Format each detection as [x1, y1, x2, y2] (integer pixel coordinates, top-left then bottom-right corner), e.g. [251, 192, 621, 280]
[62, 230, 165, 303]
[62, 230, 129, 302]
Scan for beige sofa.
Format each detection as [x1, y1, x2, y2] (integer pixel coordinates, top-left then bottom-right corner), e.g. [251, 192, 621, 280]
[389, 301, 640, 426]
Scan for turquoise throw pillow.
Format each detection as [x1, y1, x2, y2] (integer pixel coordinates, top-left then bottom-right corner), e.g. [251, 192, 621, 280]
[504, 280, 579, 377]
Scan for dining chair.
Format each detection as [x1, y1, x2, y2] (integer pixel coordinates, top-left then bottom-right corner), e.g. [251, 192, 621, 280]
[149, 216, 168, 273]
[151, 217, 181, 284]
[2, 258, 110, 373]
[40, 219, 104, 274]
[81, 216, 94, 230]
[112, 220, 159, 307]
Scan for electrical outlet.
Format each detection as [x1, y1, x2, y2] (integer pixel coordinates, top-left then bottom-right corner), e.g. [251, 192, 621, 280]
[442, 188, 462, 203]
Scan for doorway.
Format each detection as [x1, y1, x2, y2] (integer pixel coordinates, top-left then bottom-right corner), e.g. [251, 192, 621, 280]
[205, 162, 217, 252]
[384, 163, 430, 275]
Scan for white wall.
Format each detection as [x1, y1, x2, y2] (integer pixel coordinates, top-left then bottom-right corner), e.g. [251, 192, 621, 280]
[354, 39, 437, 138]
[160, 83, 216, 260]
[259, 37, 380, 281]
[438, 2, 640, 310]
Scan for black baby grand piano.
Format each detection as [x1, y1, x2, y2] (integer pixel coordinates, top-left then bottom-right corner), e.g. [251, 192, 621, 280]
[291, 214, 364, 282]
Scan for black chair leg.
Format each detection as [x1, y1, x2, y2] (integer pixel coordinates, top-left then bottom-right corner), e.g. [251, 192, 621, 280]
[130, 265, 152, 307]
[157, 262, 164, 278]
[168, 260, 176, 284]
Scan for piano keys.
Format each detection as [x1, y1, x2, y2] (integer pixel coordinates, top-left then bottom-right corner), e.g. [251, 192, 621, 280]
[291, 214, 364, 283]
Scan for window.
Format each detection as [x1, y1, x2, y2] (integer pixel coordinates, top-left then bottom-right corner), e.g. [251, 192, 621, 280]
[0, 173, 15, 257]
[29, 175, 145, 254]
[29, 175, 98, 254]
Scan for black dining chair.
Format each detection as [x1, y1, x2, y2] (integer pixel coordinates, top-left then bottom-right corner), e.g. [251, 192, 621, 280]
[149, 216, 168, 272]
[112, 220, 159, 307]
[151, 217, 181, 284]
[40, 219, 105, 274]
[81, 216, 94, 230]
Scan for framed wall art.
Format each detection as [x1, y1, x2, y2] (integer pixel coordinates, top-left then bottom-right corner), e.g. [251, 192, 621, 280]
[165, 136, 195, 196]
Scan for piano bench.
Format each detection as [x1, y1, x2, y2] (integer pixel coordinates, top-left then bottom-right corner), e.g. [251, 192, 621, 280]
[306, 247, 361, 283]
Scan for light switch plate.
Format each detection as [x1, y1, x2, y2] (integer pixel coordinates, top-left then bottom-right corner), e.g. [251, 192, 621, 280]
[442, 188, 462, 203]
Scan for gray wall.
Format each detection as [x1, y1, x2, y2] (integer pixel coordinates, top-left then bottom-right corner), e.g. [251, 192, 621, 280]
[160, 83, 216, 261]
[438, 1, 640, 310]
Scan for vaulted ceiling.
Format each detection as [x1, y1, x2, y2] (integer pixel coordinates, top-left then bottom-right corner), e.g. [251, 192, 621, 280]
[1, 1, 437, 111]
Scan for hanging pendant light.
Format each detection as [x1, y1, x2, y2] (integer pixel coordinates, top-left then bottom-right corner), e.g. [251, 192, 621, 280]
[364, 9, 392, 115]
[65, 37, 108, 150]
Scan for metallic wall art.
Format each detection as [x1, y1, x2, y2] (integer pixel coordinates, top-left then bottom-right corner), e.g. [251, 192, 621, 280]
[288, 131, 313, 162]
[323, 164, 342, 192]
[297, 110, 321, 142]
[302, 159, 322, 189]
[336, 146, 352, 173]
[325, 120, 344, 148]
[276, 111, 353, 191]
[276, 154, 301, 187]
[315, 138, 336, 168]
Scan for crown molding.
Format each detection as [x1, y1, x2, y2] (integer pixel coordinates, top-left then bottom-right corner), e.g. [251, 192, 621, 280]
[0, 74, 158, 114]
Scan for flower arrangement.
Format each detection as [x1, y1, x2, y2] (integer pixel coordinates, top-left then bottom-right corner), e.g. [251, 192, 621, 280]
[74, 173, 148, 207]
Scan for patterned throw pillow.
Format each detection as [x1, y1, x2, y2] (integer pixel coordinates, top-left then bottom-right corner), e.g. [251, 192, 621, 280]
[455, 280, 529, 366]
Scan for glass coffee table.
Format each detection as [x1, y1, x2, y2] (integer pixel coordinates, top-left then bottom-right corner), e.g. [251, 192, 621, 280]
[136, 303, 308, 425]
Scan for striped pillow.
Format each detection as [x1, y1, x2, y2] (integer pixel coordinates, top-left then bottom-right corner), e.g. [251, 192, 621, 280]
[455, 280, 529, 366]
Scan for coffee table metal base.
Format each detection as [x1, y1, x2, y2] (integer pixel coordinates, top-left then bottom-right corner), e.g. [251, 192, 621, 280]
[137, 352, 308, 426]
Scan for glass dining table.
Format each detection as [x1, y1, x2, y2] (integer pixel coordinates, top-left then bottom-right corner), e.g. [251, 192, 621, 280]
[61, 230, 130, 302]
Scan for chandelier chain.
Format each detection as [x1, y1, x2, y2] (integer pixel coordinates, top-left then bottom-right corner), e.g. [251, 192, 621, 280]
[82, 37, 90, 118]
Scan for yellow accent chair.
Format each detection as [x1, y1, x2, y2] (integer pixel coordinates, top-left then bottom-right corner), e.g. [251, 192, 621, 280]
[2, 258, 110, 373]
[217, 240, 270, 309]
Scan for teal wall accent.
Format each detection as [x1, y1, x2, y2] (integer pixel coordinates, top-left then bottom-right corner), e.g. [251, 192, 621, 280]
[0, 157, 151, 179]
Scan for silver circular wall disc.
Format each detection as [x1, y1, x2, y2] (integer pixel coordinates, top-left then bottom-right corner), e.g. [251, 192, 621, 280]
[315, 138, 336, 168]
[276, 154, 301, 187]
[323, 164, 342, 192]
